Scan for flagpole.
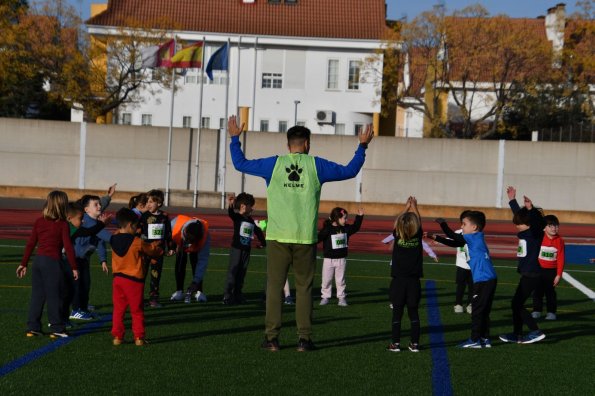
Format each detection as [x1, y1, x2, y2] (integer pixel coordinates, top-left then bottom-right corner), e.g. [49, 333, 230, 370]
[236, 36, 246, 193]
[193, 36, 206, 208]
[165, 38, 177, 207]
[221, 37, 231, 209]
[251, 37, 258, 132]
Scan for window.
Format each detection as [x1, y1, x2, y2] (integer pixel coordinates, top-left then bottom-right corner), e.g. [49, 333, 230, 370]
[185, 75, 197, 84]
[260, 120, 269, 132]
[348, 60, 361, 90]
[278, 121, 288, 133]
[268, 0, 281, 3]
[219, 118, 226, 130]
[201, 117, 210, 129]
[262, 73, 282, 89]
[335, 123, 346, 135]
[141, 114, 152, 126]
[327, 59, 339, 90]
[285, 0, 297, 3]
[182, 116, 192, 128]
[354, 123, 364, 135]
[296, 121, 306, 127]
[121, 113, 131, 125]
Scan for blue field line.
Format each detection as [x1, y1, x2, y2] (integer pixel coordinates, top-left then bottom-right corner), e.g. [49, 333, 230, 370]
[425, 280, 453, 396]
[0, 314, 111, 378]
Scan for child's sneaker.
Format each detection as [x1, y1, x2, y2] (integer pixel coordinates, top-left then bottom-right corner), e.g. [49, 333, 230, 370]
[499, 333, 522, 344]
[408, 342, 420, 352]
[521, 330, 545, 344]
[70, 310, 93, 321]
[195, 291, 208, 303]
[531, 311, 541, 319]
[454, 304, 464, 313]
[457, 338, 481, 348]
[149, 300, 162, 308]
[466, 305, 472, 314]
[284, 296, 295, 305]
[134, 337, 147, 346]
[320, 298, 330, 306]
[170, 290, 185, 301]
[545, 312, 557, 320]
[338, 298, 348, 307]
[387, 342, 400, 352]
[112, 337, 123, 346]
[26, 330, 43, 337]
[50, 332, 69, 339]
[480, 338, 492, 348]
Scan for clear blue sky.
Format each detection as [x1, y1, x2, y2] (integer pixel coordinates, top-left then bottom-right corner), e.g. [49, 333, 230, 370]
[69, 0, 581, 22]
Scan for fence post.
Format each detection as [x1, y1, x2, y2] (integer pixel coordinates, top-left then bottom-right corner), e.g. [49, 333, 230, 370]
[78, 122, 87, 189]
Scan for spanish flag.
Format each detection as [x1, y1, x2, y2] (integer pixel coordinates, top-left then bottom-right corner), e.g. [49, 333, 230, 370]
[169, 42, 203, 68]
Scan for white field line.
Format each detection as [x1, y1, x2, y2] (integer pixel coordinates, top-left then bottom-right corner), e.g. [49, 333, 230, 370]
[562, 271, 595, 301]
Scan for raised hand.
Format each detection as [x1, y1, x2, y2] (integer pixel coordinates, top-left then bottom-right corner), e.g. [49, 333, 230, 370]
[227, 115, 245, 137]
[107, 183, 117, 197]
[506, 186, 516, 201]
[358, 124, 374, 145]
[357, 207, 364, 216]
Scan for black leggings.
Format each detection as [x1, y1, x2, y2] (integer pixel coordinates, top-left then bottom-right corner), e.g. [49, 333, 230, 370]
[389, 277, 421, 344]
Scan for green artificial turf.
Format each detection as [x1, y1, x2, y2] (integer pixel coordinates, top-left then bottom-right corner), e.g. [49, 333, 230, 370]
[0, 242, 593, 395]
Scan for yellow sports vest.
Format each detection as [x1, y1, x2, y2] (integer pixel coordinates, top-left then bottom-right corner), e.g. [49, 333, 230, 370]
[266, 154, 320, 244]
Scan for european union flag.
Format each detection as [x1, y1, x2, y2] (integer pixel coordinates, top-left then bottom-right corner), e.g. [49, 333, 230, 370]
[206, 43, 229, 80]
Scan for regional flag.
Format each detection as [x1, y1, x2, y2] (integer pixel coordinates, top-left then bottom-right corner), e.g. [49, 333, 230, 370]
[169, 42, 203, 68]
[139, 39, 175, 68]
[206, 43, 229, 80]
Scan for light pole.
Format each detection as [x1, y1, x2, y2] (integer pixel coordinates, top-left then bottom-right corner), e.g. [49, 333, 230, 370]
[294, 100, 301, 125]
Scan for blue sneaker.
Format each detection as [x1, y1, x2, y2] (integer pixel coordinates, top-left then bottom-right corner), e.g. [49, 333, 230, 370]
[499, 333, 521, 344]
[521, 330, 545, 344]
[457, 338, 482, 348]
[480, 338, 491, 348]
[70, 310, 93, 321]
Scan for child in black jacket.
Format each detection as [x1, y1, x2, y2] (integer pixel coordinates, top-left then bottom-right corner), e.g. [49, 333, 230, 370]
[318, 207, 363, 307]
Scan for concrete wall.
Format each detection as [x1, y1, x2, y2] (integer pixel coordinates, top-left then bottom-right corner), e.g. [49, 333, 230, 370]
[1, 118, 594, 216]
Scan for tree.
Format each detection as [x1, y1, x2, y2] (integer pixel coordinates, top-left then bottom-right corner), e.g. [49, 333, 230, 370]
[69, 17, 179, 122]
[374, 4, 555, 139]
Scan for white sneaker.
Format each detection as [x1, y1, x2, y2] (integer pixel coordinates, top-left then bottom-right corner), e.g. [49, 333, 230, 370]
[170, 290, 185, 301]
[454, 304, 464, 313]
[338, 298, 348, 307]
[195, 291, 208, 303]
[320, 298, 330, 306]
[545, 312, 557, 320]
[466, 305, 472, 314]
[531, 311, 541, 319]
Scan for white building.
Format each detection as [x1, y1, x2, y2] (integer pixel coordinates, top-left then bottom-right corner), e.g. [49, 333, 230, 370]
[84, 0, 387, 135]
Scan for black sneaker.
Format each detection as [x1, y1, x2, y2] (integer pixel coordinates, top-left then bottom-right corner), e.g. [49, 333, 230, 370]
[408, 342, 420, 352]
[296, 338, 316, 352]
[261, 338, 280, 351]
[26, 330, 43, 337]
[387, 342, 401, 352]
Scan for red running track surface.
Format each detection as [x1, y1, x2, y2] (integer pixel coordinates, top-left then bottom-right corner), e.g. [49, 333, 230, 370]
[1, 209, 594, 260]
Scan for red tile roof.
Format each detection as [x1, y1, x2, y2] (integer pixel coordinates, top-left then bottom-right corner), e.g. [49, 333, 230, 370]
[87, 0, 387, 40]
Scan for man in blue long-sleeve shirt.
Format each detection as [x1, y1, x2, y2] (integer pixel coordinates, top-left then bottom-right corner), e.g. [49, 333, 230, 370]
[228, 116, 374, 352]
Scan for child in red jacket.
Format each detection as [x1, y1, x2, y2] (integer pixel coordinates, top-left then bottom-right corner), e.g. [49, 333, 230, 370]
[532, 215, 565, 321]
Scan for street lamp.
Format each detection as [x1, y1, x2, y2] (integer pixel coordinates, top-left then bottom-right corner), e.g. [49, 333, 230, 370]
[294, 100, 301, 125]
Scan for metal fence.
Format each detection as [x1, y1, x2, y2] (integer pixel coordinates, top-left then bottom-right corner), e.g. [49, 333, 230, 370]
[538, 123, 595, 143]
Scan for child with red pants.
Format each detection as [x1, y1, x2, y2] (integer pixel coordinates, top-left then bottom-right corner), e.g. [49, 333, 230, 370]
[110, 208, 163, 346]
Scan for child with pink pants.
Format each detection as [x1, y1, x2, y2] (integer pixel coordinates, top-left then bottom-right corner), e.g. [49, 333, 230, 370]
[318, 207, 364, 307]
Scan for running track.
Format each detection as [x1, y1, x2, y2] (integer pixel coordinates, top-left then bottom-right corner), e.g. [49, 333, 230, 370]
[1, 207, 594, 260]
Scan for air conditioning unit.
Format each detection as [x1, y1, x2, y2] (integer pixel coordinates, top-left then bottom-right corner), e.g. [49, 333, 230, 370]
[315, 110, 335, 125]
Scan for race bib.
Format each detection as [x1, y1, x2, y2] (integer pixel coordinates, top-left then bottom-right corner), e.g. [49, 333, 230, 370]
[331, 233, 347, 249]
[239, 221, 255, 238]
[517, 239, 527, 257]
[147, 223, 165, 240]
[539, 246, 558, 261]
